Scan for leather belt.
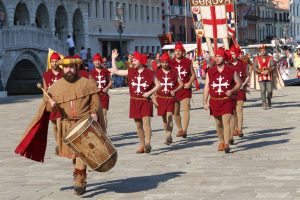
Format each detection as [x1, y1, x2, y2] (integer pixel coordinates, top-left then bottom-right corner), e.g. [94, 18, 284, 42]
[156, 94, 174, 99]
[210, 96, 229, 100]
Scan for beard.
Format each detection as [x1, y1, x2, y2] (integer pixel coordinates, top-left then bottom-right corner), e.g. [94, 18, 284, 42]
[63, 72, 78, 83]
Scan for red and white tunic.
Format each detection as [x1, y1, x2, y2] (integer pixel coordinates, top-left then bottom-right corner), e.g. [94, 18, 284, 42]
[128, 67, 155, 119]
[43, 69, 63, 120]
[89, 67, 111, 110]
[208, 65, 235, 117]
[156, 68, 179, 116]
[256, 56, 273, 81]
[170, 58, 192, 101]
[232, 59, 247, 101]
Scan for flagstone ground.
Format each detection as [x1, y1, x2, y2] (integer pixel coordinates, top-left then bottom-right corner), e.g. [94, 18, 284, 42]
[0, 85, 300, 200]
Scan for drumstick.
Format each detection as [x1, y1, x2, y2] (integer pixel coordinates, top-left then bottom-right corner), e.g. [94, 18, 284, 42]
[37, 83, 52, 100]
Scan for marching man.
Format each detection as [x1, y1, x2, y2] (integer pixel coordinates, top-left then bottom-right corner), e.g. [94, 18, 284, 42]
[253, 45, 276, 110]
[156, 52, 183, 145]
[89, 53, 112, 129]
[170, 41, 196, 138]
[229, 46, 249, 142]
[203, 48, 241, 153]
[111, 49, 161, 153]
[43, 52, 62, 151]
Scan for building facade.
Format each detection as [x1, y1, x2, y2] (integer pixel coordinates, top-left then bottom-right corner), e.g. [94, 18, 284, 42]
[0, 0, 163, 95]
[290, 0, 300, 41]
[0, 0, 90, 95]
[162, 0, 195, 44]
[87, 0, 162, 57]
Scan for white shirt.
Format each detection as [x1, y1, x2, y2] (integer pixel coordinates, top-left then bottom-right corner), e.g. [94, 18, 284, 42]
[66, 37, 75, 48]
[80, 49, 87, 60]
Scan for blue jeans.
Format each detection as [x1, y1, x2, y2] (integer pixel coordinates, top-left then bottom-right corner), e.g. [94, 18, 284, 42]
[113, 75, 124, 87]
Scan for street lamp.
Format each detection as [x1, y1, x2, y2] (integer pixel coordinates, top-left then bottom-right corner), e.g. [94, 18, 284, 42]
[114, 4, 125, 56]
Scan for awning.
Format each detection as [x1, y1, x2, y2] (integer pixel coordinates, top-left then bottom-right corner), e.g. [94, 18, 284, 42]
[162, 43, 224, 52]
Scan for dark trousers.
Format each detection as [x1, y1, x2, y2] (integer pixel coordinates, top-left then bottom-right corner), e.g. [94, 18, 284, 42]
[68, 47, 75, 56]
[259, 81, 272, 103]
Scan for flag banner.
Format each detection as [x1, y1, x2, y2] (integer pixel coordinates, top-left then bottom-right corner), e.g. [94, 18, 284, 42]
[189, 0, 238, 51]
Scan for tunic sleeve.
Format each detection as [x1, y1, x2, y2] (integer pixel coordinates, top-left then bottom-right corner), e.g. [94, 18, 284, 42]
[90, 93, 100, 114]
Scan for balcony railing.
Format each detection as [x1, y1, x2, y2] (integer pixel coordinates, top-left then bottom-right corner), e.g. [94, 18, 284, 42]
[0, 26, 67, 54]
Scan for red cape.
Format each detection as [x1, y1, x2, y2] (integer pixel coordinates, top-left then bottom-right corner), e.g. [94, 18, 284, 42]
[15, 102, 50, 162]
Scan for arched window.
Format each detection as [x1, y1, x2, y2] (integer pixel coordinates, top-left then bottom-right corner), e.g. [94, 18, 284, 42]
[14, 2, 30, 25]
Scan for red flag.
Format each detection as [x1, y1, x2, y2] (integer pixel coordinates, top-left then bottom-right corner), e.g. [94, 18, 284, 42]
[15, 102, 50, 162]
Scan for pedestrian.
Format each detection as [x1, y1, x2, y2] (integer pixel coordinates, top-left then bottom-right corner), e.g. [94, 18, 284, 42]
[252, 45, 277, 110]
[156, 52, 183, 145]
[169, 41, 196, 139]
[229, 46, 249, 143]
[203, 48, 241, 153]
[89, 53, 112, 129]
[43, 52, 63, 153]
[110, 49, 161, 153]
[66, 35, 75, 56]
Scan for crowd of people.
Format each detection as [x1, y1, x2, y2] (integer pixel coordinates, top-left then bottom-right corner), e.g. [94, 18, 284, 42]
[15, 39, 293, 196]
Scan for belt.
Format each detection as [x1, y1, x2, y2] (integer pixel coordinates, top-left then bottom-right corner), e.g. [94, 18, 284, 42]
[156, 94, 174, 99]
[61, 117, 80, 122]
[130, 96, 147, 101]
[210, 96, 229, 100]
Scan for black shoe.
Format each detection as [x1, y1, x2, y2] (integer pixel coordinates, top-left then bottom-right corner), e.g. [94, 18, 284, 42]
[239, 133, 244, 138]
[229, 139, 234, 145]
[267, 98, 272, 108]
[144, 144, 152, 153]
[224, 145, 230, 153]
[74, 186, 86, 195]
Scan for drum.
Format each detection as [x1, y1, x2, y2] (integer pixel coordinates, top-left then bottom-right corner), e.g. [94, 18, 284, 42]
[63, 117, 117, 172]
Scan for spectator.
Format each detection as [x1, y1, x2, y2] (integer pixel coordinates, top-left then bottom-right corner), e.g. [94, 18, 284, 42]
[86, 48, 93, 71]
[285, 48, 294, 68]
[297, 68, 300, 79]
[279, 54, 289, 80]
[80, 47, 87, 61]
[66, 35, 75, 56]
[113, 55, 126, 87]
[151, 52, 160, 71]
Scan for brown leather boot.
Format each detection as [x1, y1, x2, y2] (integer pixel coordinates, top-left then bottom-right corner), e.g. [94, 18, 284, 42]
[73, 168, 87, 195]
[218, 142, 225, 151]
[176, 130, 187, 138]
[136, 145, 145, 154]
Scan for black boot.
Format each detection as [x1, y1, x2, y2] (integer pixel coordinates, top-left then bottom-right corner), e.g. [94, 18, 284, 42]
[267, 97, 272, 108]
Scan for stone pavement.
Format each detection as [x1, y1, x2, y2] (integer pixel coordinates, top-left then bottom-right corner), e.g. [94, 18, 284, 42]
[0, 86, 300, 200]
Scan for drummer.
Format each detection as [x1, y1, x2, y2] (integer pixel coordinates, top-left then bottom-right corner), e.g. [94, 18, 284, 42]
[46, 56, 105, 195]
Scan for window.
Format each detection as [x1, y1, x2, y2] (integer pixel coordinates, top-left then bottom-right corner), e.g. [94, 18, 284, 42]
[157, 7, 160, 22]
[103, 0, 107, 19]
[146, 6, 150, 22]
[135, 46, 139, 51]
[157, 46, 160, 54]
[95, 0, 99, 18]
[152, 46, 155, 53]
[141, 5, 144, 21]
[135, 5, 138, 21]
[123, 3, 127, 20]
[141, 46, 144, 53]
[110, 1, 113, 19]
[88, 3, 91, 17]
[151, 7, 155, 23]
[129, 4, 133, 20]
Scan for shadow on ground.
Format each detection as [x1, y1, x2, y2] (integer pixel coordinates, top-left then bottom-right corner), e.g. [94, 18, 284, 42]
[232, 127, 294, 153]
[61, 171, 185, 198]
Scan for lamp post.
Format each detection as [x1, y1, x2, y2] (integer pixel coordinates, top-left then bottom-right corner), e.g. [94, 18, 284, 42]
[114, 4, 125, 56]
